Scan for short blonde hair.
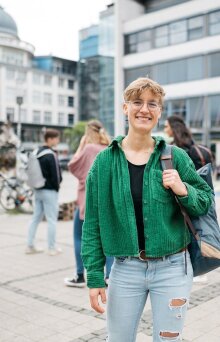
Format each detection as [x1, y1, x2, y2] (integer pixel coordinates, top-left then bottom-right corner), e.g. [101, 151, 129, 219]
[123, 77, 165, 106]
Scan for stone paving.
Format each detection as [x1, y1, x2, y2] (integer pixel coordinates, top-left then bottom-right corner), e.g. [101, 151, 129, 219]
[0, 174, 220, 342]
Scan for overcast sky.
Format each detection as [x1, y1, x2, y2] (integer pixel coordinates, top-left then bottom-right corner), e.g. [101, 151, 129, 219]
[1, 0, 110, 60]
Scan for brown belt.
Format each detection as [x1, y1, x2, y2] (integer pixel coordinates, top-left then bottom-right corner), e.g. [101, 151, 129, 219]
[138, 247, 187, 261]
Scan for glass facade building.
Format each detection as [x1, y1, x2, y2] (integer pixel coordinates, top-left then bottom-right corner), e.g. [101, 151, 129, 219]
[99, 5, 115, 136]
[78, 5, 115, 136]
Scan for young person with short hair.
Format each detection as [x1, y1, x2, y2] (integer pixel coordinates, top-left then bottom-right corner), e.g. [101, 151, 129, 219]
[26, 129, 62, 256]
[82, 78, 212, 341]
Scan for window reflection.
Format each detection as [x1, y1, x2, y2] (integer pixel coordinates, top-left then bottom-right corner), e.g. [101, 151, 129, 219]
[209, 11, 220, 35]
[209, 95, 220, 127]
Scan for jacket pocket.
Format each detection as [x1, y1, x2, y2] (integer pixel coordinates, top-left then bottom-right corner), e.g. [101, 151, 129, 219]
[152, 170, 173, 203]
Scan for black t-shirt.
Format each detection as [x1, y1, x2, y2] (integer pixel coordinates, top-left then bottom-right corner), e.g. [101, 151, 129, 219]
[127, 160, 146, 251]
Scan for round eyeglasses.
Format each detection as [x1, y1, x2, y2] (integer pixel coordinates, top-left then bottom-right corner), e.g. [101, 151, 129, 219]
[127, 100, 161, 111]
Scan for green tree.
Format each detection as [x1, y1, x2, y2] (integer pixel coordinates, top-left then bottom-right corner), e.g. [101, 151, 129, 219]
[64, 121, 87, 153]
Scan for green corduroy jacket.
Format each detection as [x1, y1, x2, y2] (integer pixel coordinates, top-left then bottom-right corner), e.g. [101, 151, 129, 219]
[81, 136, 212, 288]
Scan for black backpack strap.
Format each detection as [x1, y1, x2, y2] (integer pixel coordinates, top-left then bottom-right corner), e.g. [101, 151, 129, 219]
[160, 144, 174, 170]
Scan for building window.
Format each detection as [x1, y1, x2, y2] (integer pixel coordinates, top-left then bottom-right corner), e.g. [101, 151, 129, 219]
[187, 56, 203, 81]
[170, 99, 187, 119]
[188, 16, 204, 41]
[68, 114, 74, 125]
[6, 67, 15, 80]
[154, 62, 168, 85]
[209, 95, 220, 127]
[209, 10, 220, 35]
[169, 59, 187, 83]
[208, 52, 220, 77]
[125, 33, 137, 54]
[17, 71, 26, 82]
[33, 110, 41, 123]
[58, 112, 65, 125]
[20, 109, 27, 122]
[6, 87, 15, 102]
[6, 107, 15, 122]
[125, 65, 152, 86]
[68, 96, 74, 107]
[33, 73, 41, 85]
[58, 95, 66, 106]
[68, 79, 74, 89]
[188, 97, 204, 128]
[44, 93, 52, 105]
[44, 75, 52, 85]
[137, 29, 151, 52]
[125, 29, 151, 54]
[170, 20, 187, 45]
[2, 48, 24, 65]
[33, 91, 41, 104]
[155, 25, 169, 48]
[58, 77, 65, 87]
[44, 111, 52, 124]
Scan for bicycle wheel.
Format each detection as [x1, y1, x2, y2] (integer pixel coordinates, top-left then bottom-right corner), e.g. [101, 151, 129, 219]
[0, 184, 17, 210]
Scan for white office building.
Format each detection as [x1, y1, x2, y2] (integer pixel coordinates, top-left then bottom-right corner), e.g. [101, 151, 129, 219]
[0, 6, 77, 150]
[114, 0, 220, 162]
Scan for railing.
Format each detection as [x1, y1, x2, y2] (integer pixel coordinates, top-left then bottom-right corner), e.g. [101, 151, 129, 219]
[0, 36, 35, 54]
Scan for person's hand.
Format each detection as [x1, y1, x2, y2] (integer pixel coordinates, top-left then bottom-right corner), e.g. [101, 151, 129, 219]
[89, 288, 106, 314]
[162, 169, 188, 197]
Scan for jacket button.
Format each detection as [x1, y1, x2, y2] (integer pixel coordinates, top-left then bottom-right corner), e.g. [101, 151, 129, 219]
[144, 200, 147, 204]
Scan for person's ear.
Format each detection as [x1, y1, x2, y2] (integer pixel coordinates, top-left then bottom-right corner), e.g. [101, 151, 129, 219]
[123, 102, 128, 117]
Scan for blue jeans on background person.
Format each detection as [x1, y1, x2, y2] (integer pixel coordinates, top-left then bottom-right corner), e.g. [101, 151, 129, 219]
[27, 189, 59, 249]
[107, 251, 193, 342]
[74, 208, 113, 278]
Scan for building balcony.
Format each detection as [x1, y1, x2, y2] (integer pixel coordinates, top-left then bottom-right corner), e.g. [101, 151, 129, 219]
[0, 36, 35, 55]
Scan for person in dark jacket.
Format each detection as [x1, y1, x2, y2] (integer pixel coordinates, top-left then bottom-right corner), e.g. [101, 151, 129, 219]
[26, 129, 62, 256]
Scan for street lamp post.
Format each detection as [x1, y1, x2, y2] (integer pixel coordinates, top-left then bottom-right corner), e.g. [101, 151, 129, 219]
[16, 96, 23, 142]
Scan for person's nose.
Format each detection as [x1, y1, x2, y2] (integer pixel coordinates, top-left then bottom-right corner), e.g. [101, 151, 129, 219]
[140, 102, 149, 112]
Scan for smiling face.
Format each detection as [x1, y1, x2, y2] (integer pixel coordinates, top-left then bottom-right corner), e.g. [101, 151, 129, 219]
[123, 89, 162, 134]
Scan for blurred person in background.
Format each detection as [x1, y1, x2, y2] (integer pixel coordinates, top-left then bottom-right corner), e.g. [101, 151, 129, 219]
[164, 115, 213, 284]
[26, 129, 62, 256]
[64, 120, 113, 288]
[164, 115, 213, 170]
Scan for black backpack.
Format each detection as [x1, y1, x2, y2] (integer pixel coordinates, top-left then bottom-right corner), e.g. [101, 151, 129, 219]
[161, 145, 220, 276]
[188, 144, 213, 170]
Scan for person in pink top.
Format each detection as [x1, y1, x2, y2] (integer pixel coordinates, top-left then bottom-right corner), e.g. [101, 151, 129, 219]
[64, 120, 113, 287]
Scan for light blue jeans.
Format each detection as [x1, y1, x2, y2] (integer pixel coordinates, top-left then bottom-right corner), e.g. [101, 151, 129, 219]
[107, 251, 193, 342]
[74, 208, 113, 277]
[27, 189, 59, 249]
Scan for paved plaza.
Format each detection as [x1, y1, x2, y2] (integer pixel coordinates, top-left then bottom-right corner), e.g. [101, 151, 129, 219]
[0, 173, 220, 342]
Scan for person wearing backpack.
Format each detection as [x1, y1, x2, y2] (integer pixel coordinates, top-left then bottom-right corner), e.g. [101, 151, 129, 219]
[25, 129, 62, 256]
[163, 115, 213, 170]
[81, 77, 212, 341]
[164, 115, 213, 283]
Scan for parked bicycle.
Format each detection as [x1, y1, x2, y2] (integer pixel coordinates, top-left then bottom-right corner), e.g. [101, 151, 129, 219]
[0, 172, 33, 212]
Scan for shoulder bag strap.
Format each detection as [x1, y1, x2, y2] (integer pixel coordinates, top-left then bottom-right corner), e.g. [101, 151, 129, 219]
[161, 144, 200, 241]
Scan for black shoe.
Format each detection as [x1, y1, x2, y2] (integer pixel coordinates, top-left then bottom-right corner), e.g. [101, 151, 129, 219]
[64, 274, 85, 288]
